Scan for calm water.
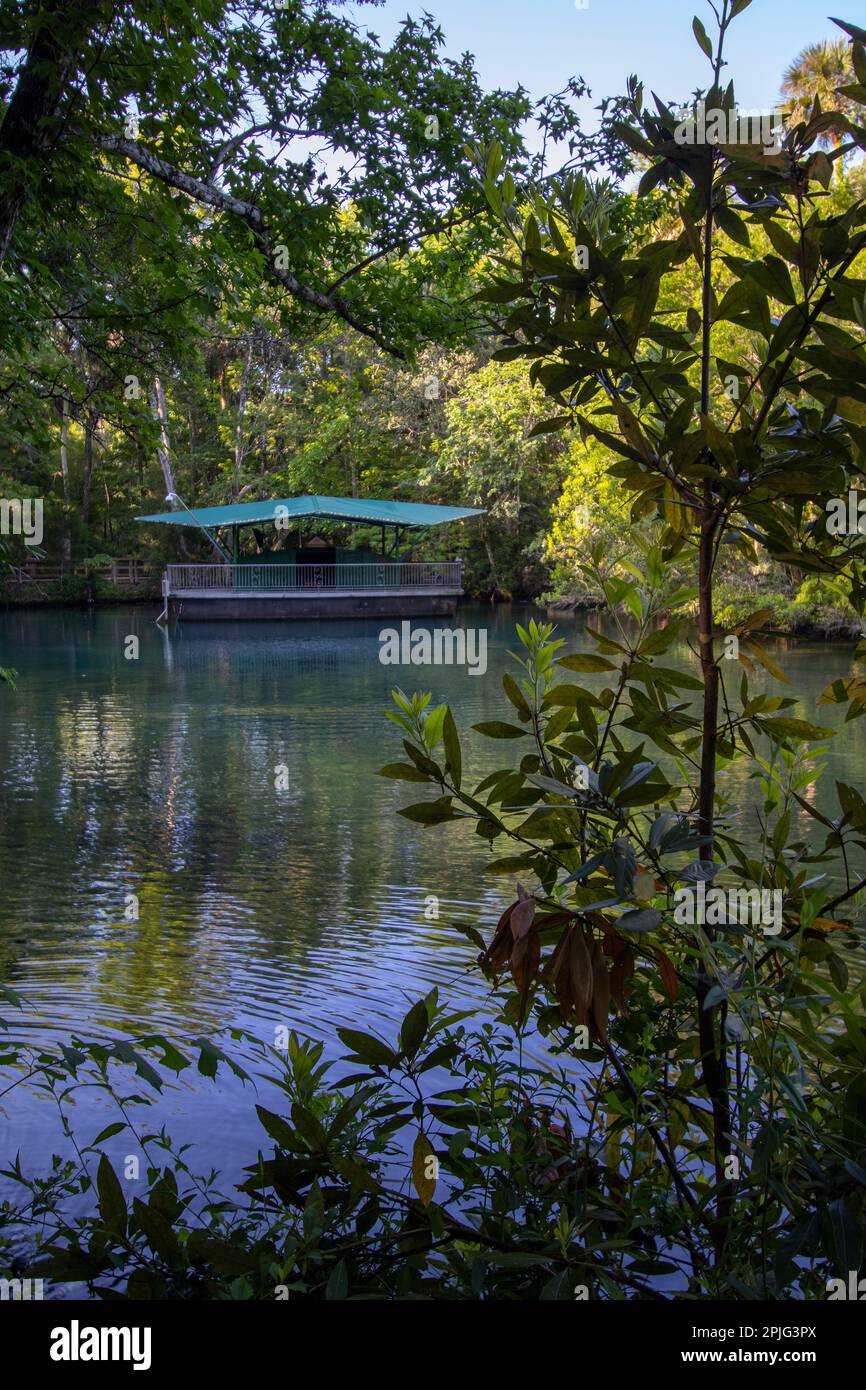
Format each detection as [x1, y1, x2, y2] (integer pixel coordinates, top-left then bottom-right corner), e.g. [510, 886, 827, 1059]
[0, 604, 861, 1182]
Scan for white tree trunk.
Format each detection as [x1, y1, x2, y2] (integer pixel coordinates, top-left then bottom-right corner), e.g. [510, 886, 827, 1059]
[150, 375, 176, 497]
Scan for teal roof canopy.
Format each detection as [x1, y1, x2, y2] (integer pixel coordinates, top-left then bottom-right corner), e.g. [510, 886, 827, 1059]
[136, 495, 484, 529]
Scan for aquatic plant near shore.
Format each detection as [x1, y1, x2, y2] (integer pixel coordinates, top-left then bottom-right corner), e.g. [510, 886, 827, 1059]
[3, 972, 865, 1300]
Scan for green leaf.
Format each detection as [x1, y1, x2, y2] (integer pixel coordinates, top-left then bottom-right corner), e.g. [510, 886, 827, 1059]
[256, 1105, 297, 1151]
[558, 653, 616, 672]
[741, 639, 789, 684]
[528, 415, 570, 436]
[96, 1154, 127, 1237]
[827, 1198, 863, 1280]
[692, 16, 713, 58]
[90, 1122, 127, 1146]
[425, 705, 447, 750]
[397, 796, 457, 825]
[472, 721, 530, 738]
[763, 220, 801, 265]
[412, 1131, 437, 1207]
[399, 1000, 430, 1061]
[760, 716, 834, 743]
[132, 1198, 179, 1265]
[378, 762, 431, 782]
[502, 672, 532, 721]
[837, 781, 866, 829]
[303, 1181, 325, 1244]
[291, 1103, 329, 1150]
[326, 1259, 349, 1300]
[336, 1028, 398, 1067]
[715, 204, 750, 248]
[193, 1038, 250, 1083]
[638, 620, 685, 656]
[616, 908, 662, 933]
[818, 676, 866, 707]
[442, 708, 462, 789]
[187, 1234, 260, 1276]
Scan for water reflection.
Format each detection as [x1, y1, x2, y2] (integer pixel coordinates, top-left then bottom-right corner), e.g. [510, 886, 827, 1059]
[0, 603, 862, 1175]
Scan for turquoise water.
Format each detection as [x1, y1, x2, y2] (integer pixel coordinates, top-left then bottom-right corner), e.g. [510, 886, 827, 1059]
[0, 604, 861, 1179]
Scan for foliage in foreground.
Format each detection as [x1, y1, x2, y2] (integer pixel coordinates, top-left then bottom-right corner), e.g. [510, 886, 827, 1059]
[0, 990, 705, 1300]
[1, 958, 863, 1300]
[380, 609, 866, 1295]
[3, 0, 866, 1302]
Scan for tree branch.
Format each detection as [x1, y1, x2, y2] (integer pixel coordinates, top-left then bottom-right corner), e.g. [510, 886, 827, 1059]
[98, 135, 407, 359]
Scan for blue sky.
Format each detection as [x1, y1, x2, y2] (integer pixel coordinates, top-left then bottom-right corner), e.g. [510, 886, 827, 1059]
[348, 0, 839, 131]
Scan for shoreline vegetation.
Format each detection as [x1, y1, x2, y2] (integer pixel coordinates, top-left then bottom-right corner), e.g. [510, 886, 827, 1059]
[3, 582, 862, 643]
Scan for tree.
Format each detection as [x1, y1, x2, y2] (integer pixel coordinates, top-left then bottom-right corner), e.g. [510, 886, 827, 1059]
[421, 357, 571, 597]
[0, 0, 620, 567]
[383, 5, 866, 1279]
[0, 0, 600, 366]
[780, 37, 857, 178]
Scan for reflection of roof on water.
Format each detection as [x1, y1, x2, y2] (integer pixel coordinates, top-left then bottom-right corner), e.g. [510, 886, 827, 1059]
[137, 495, 484, 529]
[161, 622, 419, 671]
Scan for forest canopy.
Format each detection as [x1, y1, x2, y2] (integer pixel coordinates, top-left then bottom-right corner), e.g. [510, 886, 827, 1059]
[0, 0, 863, 632]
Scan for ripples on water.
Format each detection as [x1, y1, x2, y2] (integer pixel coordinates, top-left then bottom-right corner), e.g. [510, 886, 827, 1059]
[0, 604, 860, 1178]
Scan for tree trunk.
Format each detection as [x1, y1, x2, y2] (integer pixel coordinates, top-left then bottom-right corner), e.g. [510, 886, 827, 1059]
[0, 0, 106, 264]
[150, 376, 192, 558]
[696, 79, 732, 1257]
[150, 376, 176, 497]
[103, 480, 113, 542]
[697, 491, 731, 1259]
[483, 528, 501, 601]
[232, 335, 253, 498]
[81, 409, 96, 531]
[57, 396, 72, 563]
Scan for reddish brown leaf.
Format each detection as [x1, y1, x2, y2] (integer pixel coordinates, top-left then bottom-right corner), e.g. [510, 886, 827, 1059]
[510, 895, 536, 941]
[542, 929, 569, 984]
[514, 931, 541, 1026]
[610, 945, 635, 1016]
[544, 926, 576, 1021]
[510, 933, 528, 988]
[481, 903, 515, 974]
[656, 947, 678, 1003]
[569, 926, 593, 1026]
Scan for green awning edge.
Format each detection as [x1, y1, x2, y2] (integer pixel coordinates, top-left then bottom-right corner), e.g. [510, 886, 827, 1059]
[136, 494, 485, 529]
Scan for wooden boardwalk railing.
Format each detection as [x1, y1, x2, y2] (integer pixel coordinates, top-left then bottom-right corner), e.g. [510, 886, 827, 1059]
[3, 559, 158, 588]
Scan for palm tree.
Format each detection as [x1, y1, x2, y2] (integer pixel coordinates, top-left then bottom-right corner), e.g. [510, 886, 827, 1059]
[780, 38, 856, 177]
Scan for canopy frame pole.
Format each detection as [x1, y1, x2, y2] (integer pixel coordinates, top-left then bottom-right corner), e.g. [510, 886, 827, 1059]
[202, 526, 231, 562]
